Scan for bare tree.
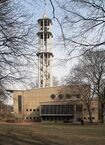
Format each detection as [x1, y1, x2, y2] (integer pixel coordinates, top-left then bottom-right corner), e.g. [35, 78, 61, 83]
[0, 0, 39, 102]
[64, 75, 93, 123]
[65, 49, 105, 123]
[54, 0, 105, 58]
[0, 0, 38, 87]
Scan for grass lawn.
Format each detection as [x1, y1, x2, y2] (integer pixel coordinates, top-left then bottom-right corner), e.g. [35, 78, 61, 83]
[0, 122, 105, 145]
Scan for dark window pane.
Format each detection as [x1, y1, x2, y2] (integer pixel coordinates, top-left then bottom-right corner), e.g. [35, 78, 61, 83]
[58, 94, 63, 99]
[18, 95, 22, 113]
[41, 105, 74, 115]
[50, 94, 55, 99]
[41, 21, 43, 26]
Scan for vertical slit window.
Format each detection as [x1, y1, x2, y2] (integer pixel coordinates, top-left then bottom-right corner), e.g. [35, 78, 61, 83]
[18, 95, 22, 113]
[40, 21, 43, 26]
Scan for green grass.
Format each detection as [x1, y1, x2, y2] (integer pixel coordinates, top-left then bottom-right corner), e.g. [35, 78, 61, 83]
[0, 122, 105, 145]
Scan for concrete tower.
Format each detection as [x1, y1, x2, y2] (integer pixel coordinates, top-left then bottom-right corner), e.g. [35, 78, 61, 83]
[37, 14, 53, 88]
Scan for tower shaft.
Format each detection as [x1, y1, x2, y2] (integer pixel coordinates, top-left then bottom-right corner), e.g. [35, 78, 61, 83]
[37, 14, 53, 88]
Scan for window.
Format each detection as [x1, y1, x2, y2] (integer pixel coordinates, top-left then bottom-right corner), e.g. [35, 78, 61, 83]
[40, 34, 43, 39]
[92, 117, 95, 120]
[50, 94, 55, 99]
[30, 109, 32, 111]
[47, 21, 50, 26]
[48, 34, 50, 38]
[37, 109, 39, 112]
[30, 117, 32, 119]
[58, 94, 63, 99]
[84, 108, 87, 111]
[26, 117, 28, 119]
[40, 21, 43, 26]
[41, 80, 43, 84]
[84, 117, 86, 119]
[33, 109, 36, 111]
[44, 33, 47, 40]
[18, 95, 22, 113]
[44, 20, 48, 26]
[26, 109, 28, 111]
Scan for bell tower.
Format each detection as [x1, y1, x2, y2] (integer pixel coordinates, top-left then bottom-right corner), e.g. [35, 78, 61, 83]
[37, 14, 53, 88]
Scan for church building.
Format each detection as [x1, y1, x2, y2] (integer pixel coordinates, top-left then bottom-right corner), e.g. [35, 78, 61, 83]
[13, 14, 99, 123]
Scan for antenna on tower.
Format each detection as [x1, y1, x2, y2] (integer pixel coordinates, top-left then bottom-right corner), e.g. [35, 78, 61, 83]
[44, 0, 47, 15]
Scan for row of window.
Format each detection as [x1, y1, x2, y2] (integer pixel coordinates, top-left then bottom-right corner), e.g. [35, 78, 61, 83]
[39, 20, 51, 26]
[26, 109, 39, 112]
[42, 117, 72, 121]
[41, 105, 82, 115]
[39, 33, 50, 39]
[83, 108, 95, 111]
[84, 117, 95, 120]
[40, 53, 51, 58]
[25, 116, 95, 121]
[41, 105, 74, 115]
[26, 117, 40, 120]
[50, 94, 81, 100]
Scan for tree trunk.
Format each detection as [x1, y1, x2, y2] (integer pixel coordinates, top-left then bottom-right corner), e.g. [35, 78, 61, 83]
[100, 103, 104, 124]
[88, 107, 93, 124]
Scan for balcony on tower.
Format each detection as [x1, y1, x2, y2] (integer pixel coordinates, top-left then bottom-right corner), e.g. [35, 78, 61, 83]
[37, 14, 53, 53]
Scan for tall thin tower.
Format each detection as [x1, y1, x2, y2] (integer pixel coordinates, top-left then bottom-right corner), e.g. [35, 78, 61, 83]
[37, 14, 53, 88]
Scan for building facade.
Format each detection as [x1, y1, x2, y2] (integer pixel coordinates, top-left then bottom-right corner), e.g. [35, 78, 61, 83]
[13, 85, 98, 123]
